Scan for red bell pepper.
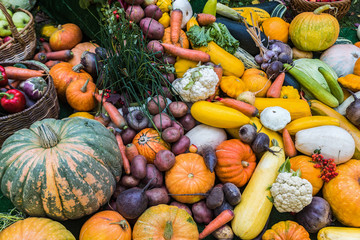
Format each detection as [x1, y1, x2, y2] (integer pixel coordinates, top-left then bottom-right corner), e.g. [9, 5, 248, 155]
[0, 89, 26, 113]
[0, 65, 8, 87]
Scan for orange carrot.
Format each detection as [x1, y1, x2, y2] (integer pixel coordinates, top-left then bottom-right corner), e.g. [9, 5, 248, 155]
[95, 112, 111, 127]
[43, 50, 74, 61]
[199, 209, 234, 239]
[161, 43, 211, 62]
[42, 41, 52, 53]
[208, 64, 223, 101]
[266, 72, 285, 98]
[125, 143, 139, 162]
[4, 66, 45, 81]
[282, 128, 297, 157]
[45, 60, 63, 69]
[196, 13, 216, 26]
[93, 92, 127, 129]
[33, 52, 47, 62]
[9, 80, 21, 89]
[218, 97, 259, 117]
[116, 133, 131, 175]
[170, 9, 183, 44]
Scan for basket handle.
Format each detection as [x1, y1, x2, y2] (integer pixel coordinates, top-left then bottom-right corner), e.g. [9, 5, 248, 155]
[0, 2, 25, 45]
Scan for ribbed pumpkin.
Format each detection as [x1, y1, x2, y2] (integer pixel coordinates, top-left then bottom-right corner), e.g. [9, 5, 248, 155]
[354, 57, 360, 76]
[133, 128, 170, 163]
[220, 75, 247, 98]
[0, 217, 75, 240]
[165, 153, 215, 204]
[133, 204, 199, 240]
[215, 139, 256, 187]
[241, 68, 270, 97]
[66, 79, 98, 112]
[49, 23, 83, 51]
[290, 155, 323, 195]
[261, 17, 290, 43]
[162, 27, 189, 49]
[49, 62, 93, 101]
[262, 220, 310, 240]
[0, 118, 122, 220]
[289, 5, 340, 51]
[79, 211, 131, 240]
[323, 159, 360, 227]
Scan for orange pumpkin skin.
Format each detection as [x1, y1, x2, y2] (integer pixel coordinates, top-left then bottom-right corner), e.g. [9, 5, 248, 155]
[215, 139, 256, 187]
[133, 204, 199, 240]
[354, 57, 360, 76]
[66, 79, 98, 112]
[290, 155, 323, 195]
[162, 27, 189, 49]
[132, 128, 170, 163]
[262, 220, 310, 240]
[50, 23, 83, 51]
[241, 68, 270, 97]
[68, 42, 99, 66]
[323, 159, 360, 227]
[79, 211, 131, 240]
[165, 153, 215, 204]
[49, 62, 93, 101]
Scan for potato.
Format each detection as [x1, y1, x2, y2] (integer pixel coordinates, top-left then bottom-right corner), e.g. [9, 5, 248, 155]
[179, 113, 196, 131]
[223, 183, 241, 206]
[171, 120, 184, 136]
[125, 0, 144, 4]
[153, 113, 172, 131]
[140, 164, 164, 188]
[212, 224, 234, 240]
[145, 187, 170, 206]
[162, 127, 181, 143]
[112, 183, 127, 199]
[170, 201, 192, 216]
[130, 155, 147, 179]
[206, 186, 224, 209]
[143, 0, 157, 7]
[140, 17, 165, 40]
[171, 135, 190, 155]
[161, 73, 175, 85]
[168, 101, 188, 118]
[144, 4, 163, 20]
[147, 40, 164, 58]
[192, 200, 213, 224]
[147, 95, 167, 115]
[120, 127, 137, 145]
[154, 149, 176, 171]
[125, 5, 145, 23]
[121, 175, 140, 188]
[162, 54, 176, 65]
[162, 86, 173, 100]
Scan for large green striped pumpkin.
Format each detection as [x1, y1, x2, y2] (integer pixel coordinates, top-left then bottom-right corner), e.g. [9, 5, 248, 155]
[0, 117, 122, 221]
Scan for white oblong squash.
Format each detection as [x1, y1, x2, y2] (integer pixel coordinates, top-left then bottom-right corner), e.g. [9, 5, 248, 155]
[295, 125, 355, 164]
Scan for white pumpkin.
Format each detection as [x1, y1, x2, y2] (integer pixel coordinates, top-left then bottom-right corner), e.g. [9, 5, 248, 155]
[320, 44, 360, 77]
[295, 125, 355, 164]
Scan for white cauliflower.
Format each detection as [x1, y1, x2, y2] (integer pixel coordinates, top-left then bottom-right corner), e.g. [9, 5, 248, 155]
[270, 172, 313, 213]
[172, 65, 219, 102]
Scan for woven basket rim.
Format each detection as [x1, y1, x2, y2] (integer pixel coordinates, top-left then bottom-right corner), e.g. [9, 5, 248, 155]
[293, 0, 351, 4]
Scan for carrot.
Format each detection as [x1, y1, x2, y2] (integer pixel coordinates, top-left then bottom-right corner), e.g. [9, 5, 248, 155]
[196, 13, 216, 26]
[161, 43, 210, 62]
[45, 60, 63, 69]
[170, 9, 183, 44]
[266, 72, 285, 98]
[218, 97, 259, 117]
[282, 128, 297, 157]
[43, 50, 74, 61]
[199, 209, 235, 239]
[94, 112, 110, 127]
[125, 143, 139, 162]
[116, 133, 131, 175]
[42, 41, 52, 53]
[33, 52, 47, 63]
[4, 66, 45, 81]
[93, 92, 127, 129]
[8, 80, 21, 89]
[208, 64, 223, 101]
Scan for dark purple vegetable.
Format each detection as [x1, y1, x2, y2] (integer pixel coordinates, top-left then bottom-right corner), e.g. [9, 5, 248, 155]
[120, 127, 137, 145]
[251, 132, 273, 154]
[154, 149, 176, 171]
[126, 109, 149, 131]
[178, 113, 196, 131]
[222, 183, 241, 206]
[121, 175, 140, 188]
[278, 52, 292, 64]
[95, 47, 109, 60]
[170, 201, 192, 216]
[131, 155, 147, 179]
[140, 164, 163, 188]
[192, 200, 213, 224]
[144, 4, 163, 20]
[147, 40, 164, 58]
[162, 54, 176, 64]
[266, 61, 283, 79]
[202, 145, 217, 173]
[171, 120, 184, 136]
[19, 77, 47, 101]
[145, 187, 170, 206]
[80, 51, 101, 78]
[171, 135, 190, 155]
[295, 196, 332, 233]
[206, 186, 224, 209]
[238, 124, 257, 144]
[161, 73, 175, 85]
[214, 200, 233, 217]
[346, 91, 360, 126]
[268, 39, 293, 57]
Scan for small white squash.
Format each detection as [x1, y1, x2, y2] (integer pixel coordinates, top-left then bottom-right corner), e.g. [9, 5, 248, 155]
[295, 125, 355, 164]
[334, 91, 360, 115]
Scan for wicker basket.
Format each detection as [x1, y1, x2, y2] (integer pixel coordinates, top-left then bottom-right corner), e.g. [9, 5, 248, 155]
[0, 61, 60, 146]
[290, 0, 352, 20]
[0, 2, 36, 62]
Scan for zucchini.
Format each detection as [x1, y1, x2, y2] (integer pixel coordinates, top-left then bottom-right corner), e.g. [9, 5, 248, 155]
[270, 3, 287, 18]
[285, 116, 340, 135]
[318, 66, 344, 103]
[318, 227, 360, 240]
[283, 72, 301, 91]
[233, 47, 259, 69]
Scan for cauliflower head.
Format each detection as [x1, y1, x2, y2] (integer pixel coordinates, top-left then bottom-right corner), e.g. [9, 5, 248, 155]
[270, 172, 313, 213]
[172, 65, 219, 102]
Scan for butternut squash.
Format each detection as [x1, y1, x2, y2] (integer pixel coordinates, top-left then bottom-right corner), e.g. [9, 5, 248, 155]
[285, 116, 340, 135]
[318, 227, 360, 240]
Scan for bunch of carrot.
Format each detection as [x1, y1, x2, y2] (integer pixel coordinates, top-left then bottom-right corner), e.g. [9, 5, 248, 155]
[34, 41, 71, 69]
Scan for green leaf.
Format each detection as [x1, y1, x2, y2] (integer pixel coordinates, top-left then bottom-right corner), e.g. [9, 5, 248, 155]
[292, 169, 302, 178]
[278, 157, 291, 173]
[266, 196, 274, 203]
[266, 185, 272, 191]
[271, 139, 279, 147]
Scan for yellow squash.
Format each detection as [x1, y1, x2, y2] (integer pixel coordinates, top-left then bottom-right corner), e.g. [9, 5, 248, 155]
[232, 7, 270, 24]
[174, 57, 198, 78]
[318, 227, 360, 240]
[285, 116, 340, 135]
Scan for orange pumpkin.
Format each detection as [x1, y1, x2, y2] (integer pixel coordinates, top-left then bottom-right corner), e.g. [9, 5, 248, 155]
[354, 57, 360, 76]
[220, 75, 247, 98]
[49, 23, 83, 51]
[66, 79, 98, 112]
[215, 139, 256, 187]
[241, 68, 270, 97]
[162, 27, 189, 49]
[132, 128, 170, 163]
[49, 62, 93, 101]
[79, 211, 131, 240]
[132, 204, 199, 240]
[165, 153, 215, 204]
[262, 220, 310, 240]
[68, 42, 99, 66]
[290, 155, 323, 196]
[261, 17, 290, 43]
[355, 41, 360, 48]
[323, 159, 360, 227]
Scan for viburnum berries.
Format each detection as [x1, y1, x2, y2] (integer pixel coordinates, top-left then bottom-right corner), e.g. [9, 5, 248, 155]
[312, 149, 338, 182]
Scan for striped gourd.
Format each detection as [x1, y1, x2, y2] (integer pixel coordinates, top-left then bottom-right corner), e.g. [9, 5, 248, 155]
[233, 47, 260, 69]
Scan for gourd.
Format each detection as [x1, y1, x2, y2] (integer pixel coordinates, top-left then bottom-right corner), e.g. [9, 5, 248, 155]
[40, 24, 58, 39]
[0, 217, 75, 240]
[49, 23, 83, 51]
[132, 204, 199, 240]
[68, 42, 99, 66]
[0, 118, 122, 220]
[68, 112, 95, 119]
[280, 86, 300, 99]
[318, 227, 360, 239]
[354, 57, 360, 76]
[262, 220, 310, 240]
[338, 74, 360, 92]
[220, 75, 247, 98]
[233, 47, 259, 69]
[66, 79, 98, 112]
[231, 142, 285, 239]
[162, 27, 189, 49]
[174, 57, 198, 78]
[241, 68, 270, 97]
[295, 126, 355, 165]
[285, 116, 340, 135]
[233, 7, 270, 25]
[261, 17, 290, 43]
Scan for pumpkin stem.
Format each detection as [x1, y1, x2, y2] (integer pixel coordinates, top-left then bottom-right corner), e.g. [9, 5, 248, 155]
[38, 124, 60, 148]
[313, 4, 335, 14]
[80, 79, 90, 93]
[163, 221, 173, 240]
[241, 161, 250, 168]
[110, 220, 129, 230]
[57, 24, 62, 30]
[72, 64, 84, 73]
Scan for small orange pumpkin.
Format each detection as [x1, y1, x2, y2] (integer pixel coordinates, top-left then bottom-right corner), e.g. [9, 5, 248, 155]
[49, 23, 83, 51]
[68, 42, 99, 66]
[215, 139, 256, 187]
[165, 153, 215, 204]
[354, 57, 360, 76]
[66, 79, 98, 112]
[162, 27, 189, 49]
[261, 17, 290, 43]
[262, 220, 310, 240]
[290, 155, 323, 195]
[241, 68, 270, 97]
[49, 62, 93, 101]
[355, 41, 360, 48]
[79, 210, 131, 240]
[132, 128, 170, 163]
[220, 75, 247, 98]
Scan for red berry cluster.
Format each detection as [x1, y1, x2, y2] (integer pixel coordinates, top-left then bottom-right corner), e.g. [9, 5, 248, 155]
[312, 152, 338, 182]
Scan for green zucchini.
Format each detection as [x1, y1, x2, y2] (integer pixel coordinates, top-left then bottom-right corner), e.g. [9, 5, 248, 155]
[334, 37, 353, 45]
[271, 4, 287, 18]
[318, 67, 344, 104]
[233, 47, 259, 69]
[284, 63, 339, 108]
